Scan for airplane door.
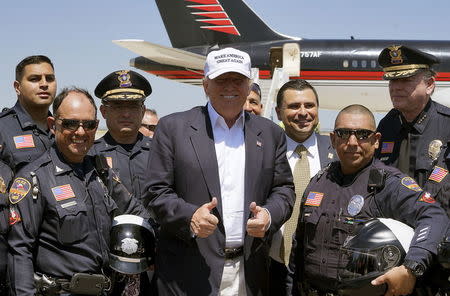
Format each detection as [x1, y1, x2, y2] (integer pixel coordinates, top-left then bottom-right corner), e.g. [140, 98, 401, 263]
[282, 43, 300, 76]
[269, 47, 282, 77]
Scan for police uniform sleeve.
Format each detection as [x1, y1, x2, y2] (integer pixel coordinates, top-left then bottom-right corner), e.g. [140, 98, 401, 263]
[377, 174, 449, 269]
[107, 168, 150, 219]
[7, 172, 45, 296]
[0, 162, 13, 234]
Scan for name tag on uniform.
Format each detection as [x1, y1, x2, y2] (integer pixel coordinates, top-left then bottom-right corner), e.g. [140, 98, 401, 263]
[13, 134, 35, 149]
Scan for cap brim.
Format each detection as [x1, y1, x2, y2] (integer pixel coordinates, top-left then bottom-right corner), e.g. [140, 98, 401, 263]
[109, 255, 150, 275]
[207, 68, 251, 80]
[383, 68, 422, 80]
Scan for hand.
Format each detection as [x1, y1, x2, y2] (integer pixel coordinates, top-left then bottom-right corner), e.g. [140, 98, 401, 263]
[190, 197, 219, 238]
[246, 202, 270, 237]
[371, 265, 416, 296]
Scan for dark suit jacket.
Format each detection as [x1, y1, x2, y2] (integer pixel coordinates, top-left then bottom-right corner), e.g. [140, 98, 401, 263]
[146, 106, 295, 296]
[316, 133, 336, 169]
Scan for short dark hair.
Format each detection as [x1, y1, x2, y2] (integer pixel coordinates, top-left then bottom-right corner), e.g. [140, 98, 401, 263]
[15, 55, 54, 81]
[53, 87, 97, 118]
[276, 79, 319, 108]
[335, 104, 376, 130]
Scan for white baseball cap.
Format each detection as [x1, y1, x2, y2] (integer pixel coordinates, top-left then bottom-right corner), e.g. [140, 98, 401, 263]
[204, 47, 252, 79]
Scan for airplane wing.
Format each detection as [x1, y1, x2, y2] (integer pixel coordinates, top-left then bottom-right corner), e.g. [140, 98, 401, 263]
[113, 39, 206, 70]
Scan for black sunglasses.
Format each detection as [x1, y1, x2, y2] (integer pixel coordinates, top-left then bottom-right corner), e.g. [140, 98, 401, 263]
[334, 128, 375, 140]
[57, 118, 98, 131]
[141, 124, 156, 132]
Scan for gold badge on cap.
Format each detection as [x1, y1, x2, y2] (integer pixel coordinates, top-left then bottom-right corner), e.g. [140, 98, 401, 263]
[116, 70, 132, 88]
[389, 45, 403, 64]
[428, 139, 443, 161]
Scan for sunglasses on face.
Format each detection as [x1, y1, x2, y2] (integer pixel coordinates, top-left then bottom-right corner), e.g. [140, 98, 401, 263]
[56, 118, 98, 131]
[141, 124, 156, 132]
[334, 128, 375, 140]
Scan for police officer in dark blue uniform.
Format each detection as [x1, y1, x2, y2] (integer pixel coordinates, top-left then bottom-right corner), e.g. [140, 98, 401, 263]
[0, 55, 56, 172]
[290, 104, 449, 295]
[0, 158, 13, 296]
[7, 87, 148, 296]
[91, 70, 155, 295]
[91, 70, 152, 205]
[375, 45, 450, 187]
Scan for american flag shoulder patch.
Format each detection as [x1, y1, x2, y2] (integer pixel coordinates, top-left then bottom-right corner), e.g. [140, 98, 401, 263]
[13, 134, 35, 149]
[429, 166, 448, 183]
[381, 141, 394, 154]
[305, 191, 324, 207]
[51, 184, 75, 201]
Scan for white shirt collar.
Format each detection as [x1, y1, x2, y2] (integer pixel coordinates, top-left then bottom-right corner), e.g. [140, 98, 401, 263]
[286, 132, 317, 158]
[207, 102, 245, 130]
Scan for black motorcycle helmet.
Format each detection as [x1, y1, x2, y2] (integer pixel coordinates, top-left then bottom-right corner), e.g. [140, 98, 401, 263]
[337, 218, 414, 295]
[109, 214, 155, 274]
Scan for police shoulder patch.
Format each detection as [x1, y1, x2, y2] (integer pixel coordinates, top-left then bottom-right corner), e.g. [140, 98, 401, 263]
[9, 177, 31, 204]
[401, 177, 422, 192]
[418, 192, 436, 204]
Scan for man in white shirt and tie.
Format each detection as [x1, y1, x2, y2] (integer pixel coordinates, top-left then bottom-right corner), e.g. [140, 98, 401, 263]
[270, 79, 335, 295]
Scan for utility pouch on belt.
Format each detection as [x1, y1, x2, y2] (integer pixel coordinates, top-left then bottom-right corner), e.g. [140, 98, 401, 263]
[68, 273, 110, 295]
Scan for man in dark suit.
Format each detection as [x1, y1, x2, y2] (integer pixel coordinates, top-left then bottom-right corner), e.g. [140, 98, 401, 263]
[146, 47, 295, 296]
[270, 79, 335, 294]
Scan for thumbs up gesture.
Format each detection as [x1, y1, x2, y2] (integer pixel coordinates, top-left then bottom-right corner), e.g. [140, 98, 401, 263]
[190, 197, 219, 238]
[246, 202, 270, 237]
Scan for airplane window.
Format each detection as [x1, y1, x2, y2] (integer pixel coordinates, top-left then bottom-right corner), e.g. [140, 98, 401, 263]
[371, 60, 377, 68]
[352, 60, 358, 68]
[343, 60, 349, 68]
[361, 60, 367, 68]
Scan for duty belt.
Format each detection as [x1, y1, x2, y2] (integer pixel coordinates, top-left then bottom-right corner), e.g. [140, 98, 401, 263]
[35, 272, 111, 296]
[224, 246, 243, 260]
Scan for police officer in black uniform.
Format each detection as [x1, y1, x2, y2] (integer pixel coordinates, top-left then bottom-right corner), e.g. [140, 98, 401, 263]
[0, 55, 56, 172]
[91, 70, 152, 205]
[290, 104, 449, 295]
[91, 70, 155, 295]
[375, 45, 450, 187]
[7, 87, 148, 296]
[0, 158, 13, 296]
[0, 55, 56, 296]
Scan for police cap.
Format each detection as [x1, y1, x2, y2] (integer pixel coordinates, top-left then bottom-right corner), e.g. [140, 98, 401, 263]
[378, 45, 439, 80]
[94, 70, 152, 102]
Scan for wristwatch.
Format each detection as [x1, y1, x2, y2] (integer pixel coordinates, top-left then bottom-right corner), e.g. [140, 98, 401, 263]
[403, 260, 425, 278]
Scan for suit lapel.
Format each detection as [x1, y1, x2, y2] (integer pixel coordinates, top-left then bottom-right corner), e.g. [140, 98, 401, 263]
[189, 106, 223, 217]
[244, 114, 263, 221]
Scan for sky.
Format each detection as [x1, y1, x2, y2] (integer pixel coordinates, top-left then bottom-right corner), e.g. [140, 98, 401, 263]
[1, 0, 450, 130]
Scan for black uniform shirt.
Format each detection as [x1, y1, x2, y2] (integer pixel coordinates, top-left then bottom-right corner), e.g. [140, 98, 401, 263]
[0, 160, 13, 293]
[376, 100, 450, 187]
[90, 132, 152, 203]
[0, 101, 53, 172]
[423, 141, 450, 217]
[7, 146, 147, 296]
[295, 159, 449, 291]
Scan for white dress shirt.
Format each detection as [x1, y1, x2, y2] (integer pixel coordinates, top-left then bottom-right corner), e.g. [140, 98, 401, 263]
[269, 133, 321, 263]
[208, 103, 246, 248]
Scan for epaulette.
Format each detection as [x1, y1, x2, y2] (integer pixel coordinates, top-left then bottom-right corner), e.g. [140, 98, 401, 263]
[434, 101, 450, 116]
[0, 107, 14, 118]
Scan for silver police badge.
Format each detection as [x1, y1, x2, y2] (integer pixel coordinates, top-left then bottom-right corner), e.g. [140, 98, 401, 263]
[348, 195, 364, 216]
[121, 238, 138, 255]
[428, 140, 443, 161]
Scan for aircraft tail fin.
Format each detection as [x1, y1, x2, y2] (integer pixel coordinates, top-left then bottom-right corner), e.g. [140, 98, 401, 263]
[155, 0, 293, 49]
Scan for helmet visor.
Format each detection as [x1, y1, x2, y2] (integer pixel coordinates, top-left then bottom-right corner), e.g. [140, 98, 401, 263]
[338, 245, 402, 282]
